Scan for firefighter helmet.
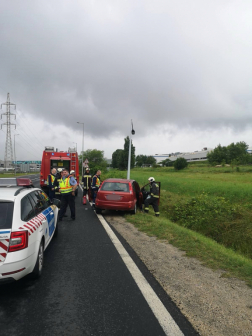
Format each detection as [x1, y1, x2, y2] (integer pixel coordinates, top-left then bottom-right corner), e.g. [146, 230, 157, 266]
[57, 168, 63, 172]
[148, 177, 155, 183]
[70, 170, 75, 174]
[85, 167, 90, 171]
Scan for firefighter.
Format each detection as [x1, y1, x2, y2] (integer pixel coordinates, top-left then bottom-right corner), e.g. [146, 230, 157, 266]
[59, 168, 77, 221]
[82, 167, 92, 205]
[91, 170, 101, 207]
[47, 168, 57, 200]
[143, 177, 160, 217]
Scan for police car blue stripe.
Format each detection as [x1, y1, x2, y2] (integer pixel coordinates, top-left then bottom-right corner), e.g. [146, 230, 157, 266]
[0, 230, 11, 234]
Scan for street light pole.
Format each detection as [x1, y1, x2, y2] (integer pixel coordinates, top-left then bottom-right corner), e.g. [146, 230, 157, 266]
[77, 122, 84, 177]
[14, 134, 19, 176]
[127, 120, 135, 180]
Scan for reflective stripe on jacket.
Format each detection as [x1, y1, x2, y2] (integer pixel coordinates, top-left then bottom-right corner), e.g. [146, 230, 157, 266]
[150, 183, 159, 198]
[82, 174, 91, 189]
[59, 177, 72, 193]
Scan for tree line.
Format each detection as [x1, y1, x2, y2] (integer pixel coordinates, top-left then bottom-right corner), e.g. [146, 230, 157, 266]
[207, 141, 251, 165]
[112, 136, 157, 170]
[78, 139, 252, 175]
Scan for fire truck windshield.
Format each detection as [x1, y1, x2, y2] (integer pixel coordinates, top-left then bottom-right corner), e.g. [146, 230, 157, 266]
[51, 160, 70, 171]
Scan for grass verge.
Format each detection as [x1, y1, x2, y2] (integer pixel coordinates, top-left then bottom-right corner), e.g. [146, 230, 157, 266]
[125, 212, 252, 287]
[0, 172, 38, 178]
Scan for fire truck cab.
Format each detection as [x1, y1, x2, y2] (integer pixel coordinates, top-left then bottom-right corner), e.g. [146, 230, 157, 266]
[40, 147, 79, 192]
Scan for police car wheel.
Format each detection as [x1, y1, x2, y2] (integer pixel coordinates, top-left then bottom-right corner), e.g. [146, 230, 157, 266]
[131, 203, 137, 215]
[54, 219, 59, 238]
[32, 240, 44, 279]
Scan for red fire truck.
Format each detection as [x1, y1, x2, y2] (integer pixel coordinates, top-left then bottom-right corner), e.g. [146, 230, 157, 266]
[40, 146, 79, 192]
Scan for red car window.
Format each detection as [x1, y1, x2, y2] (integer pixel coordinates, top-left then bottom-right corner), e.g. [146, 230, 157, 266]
[101, 182, 129, 192]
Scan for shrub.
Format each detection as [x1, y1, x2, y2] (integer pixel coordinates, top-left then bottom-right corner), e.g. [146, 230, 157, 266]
[174, 158, 188, 170]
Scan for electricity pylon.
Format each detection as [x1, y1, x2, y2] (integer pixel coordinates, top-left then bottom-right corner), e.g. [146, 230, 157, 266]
[1, 93, 16, 167]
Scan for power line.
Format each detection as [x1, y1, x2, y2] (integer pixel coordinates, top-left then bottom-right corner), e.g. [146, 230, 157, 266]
[15, 142, 40, 161]
[14, 119, 44, 152]
[15, 109, 45, 148]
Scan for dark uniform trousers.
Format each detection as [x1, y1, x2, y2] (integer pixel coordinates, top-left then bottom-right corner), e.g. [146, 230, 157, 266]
[48, 189, 55, 201]
[144, 196, 159, 215]
[59, 192, 75, 219]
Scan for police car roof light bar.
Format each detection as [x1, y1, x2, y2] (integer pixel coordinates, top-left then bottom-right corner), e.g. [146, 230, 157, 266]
[0, 178, 33, 188]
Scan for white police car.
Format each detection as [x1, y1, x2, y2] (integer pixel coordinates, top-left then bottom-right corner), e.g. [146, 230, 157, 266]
[0, 178, 60, 283]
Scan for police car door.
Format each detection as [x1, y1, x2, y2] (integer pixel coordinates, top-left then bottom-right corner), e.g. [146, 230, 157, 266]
[28, 191, 53, 247]
[39, 190, 56, 245]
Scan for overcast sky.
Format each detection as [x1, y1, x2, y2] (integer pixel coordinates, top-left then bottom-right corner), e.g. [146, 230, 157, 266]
[1, 0, 252, 161]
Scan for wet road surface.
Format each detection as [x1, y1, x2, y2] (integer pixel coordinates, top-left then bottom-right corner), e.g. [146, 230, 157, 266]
[0, 176, 197, 336]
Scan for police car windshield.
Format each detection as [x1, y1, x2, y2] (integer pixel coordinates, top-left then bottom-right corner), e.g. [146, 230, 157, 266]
[101, 182, 129, 192]
[0, 202, 14, 229]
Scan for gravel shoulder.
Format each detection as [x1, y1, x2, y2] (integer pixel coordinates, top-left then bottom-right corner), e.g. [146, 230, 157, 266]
[104, 214, 252, 336]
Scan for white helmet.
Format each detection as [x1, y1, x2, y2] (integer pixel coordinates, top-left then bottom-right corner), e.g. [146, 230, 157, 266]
[70, 170, 75, 174]
[148, 177, 155, 182]
[57, 168, 63, 172]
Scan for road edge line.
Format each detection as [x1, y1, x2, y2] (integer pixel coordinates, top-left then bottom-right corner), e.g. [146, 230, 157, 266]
[97, 214, 184, 336]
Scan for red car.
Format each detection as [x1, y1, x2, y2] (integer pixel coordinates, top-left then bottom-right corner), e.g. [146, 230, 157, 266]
[95, 178, 143, 214]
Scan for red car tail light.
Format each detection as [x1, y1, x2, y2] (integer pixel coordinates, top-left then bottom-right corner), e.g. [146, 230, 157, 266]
[129, 183, 133, 194]
[8, 231, 28, 252]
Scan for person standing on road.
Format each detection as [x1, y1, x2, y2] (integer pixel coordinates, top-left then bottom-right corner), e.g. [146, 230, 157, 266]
[82, 167, 92, 204]
[143, 177, 160, 217]
[47, 168, 57, 200]
[70, 170, 78, 196]
[59, 169, 77, 221]
[91, 170, 101, 207]
[53, 168, 63, 200]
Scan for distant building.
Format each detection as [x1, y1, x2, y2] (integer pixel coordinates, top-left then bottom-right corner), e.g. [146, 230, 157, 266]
[247, 147, 252, 155]
[0, 160, 13, 168]
[13, 161, 41, 172]
[153, 148, 213, 164]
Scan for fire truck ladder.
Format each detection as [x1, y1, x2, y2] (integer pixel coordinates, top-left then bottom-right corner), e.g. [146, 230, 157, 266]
[70, 152, 76, 172]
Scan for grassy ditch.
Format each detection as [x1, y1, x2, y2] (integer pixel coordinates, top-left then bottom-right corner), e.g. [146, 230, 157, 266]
[103, 166, 252, 259]
[125, 212, 252, 287]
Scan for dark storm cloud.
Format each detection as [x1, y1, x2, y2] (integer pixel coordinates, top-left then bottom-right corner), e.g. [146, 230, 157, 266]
[1, 0, 252, 139]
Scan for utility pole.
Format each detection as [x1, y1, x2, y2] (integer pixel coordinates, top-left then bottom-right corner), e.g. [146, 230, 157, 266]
[77, 122, 84, 177]
[14, 134, 19, 176]
[127, 120, 135, 180]
[1, 93, 16, 168]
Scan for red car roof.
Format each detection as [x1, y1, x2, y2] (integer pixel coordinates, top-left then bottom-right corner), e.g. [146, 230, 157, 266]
[103, 178, 135, 183]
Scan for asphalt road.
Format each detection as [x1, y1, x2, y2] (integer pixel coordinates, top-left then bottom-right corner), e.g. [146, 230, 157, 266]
[0, 175, 198, 336]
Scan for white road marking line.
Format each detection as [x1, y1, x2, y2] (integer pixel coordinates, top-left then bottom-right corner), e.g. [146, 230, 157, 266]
[97, 214, 184, 336]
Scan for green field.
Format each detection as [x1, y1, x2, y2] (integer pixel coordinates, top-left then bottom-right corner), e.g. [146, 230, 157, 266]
[0, 172, 37, 178]
[103, 165, 252, 286]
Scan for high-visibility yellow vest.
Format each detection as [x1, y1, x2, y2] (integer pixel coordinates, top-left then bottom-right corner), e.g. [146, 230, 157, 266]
[47, 174, 55, 185]
[93, 175, 100, 188]
[59, 177, 72, 194]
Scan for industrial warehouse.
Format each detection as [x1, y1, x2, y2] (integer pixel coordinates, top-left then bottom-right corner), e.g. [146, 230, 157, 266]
[153, 147, 212, 164]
